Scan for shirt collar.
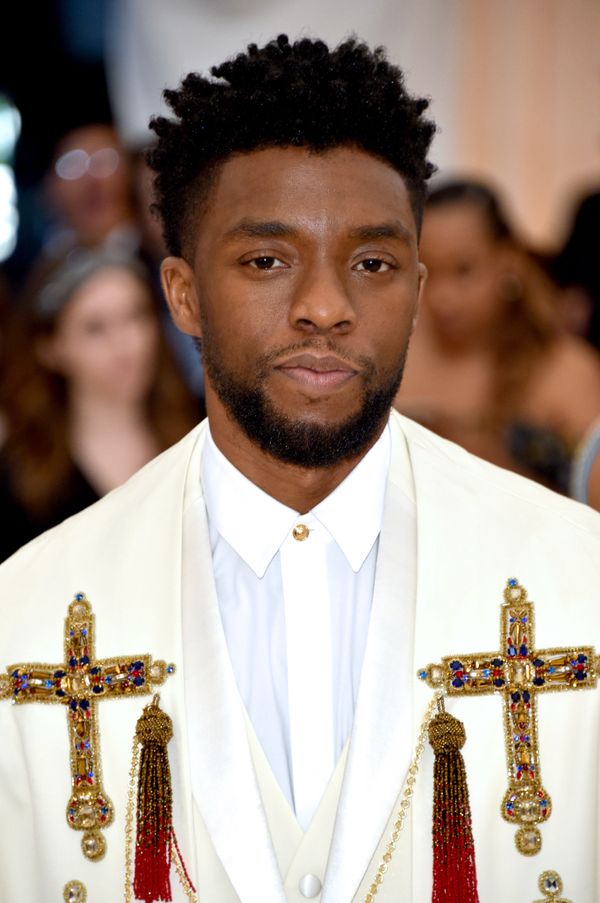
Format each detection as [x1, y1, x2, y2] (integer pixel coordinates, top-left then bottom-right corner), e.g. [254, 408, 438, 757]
[201, 425, 391, 578]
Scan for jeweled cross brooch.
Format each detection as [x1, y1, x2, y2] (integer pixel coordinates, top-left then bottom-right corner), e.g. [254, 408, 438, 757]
[0, 593, 174, 861]
[418, 578, 599, 855]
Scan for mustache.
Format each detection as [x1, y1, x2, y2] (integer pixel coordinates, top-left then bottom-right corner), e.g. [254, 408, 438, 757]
[256, 340, 374, 378]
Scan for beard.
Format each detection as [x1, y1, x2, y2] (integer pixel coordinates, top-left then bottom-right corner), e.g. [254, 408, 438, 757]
[200, 331, 408, 468]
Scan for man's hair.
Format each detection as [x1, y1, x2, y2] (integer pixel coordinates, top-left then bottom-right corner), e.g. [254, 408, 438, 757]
[147, 34, 436, 258]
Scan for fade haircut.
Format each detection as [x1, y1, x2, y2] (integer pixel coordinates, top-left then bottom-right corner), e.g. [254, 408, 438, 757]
[147, 33, 437, 259]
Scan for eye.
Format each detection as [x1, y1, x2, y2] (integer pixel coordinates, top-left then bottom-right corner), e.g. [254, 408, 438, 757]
[354, 257, 394, 273]
[245, 256, 287, 270]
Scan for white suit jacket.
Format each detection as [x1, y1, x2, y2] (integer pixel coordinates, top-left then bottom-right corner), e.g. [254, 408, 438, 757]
[1, 411, 600, 903]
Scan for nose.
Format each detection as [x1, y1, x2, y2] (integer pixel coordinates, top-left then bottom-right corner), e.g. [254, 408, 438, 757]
[289, 263, 356, 335]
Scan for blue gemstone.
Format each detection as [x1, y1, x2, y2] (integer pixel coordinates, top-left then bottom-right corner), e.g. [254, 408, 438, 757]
[133, 676, 144, 687]
[92, 685, 103, 694]
[69, 657, 77, 668]
[85, 741, 90, 749]
[578, 654, 587, 663]
[519, 645, 528, 656]
[79, 656, 89, 666]
[166, 665, 174, 674]
[513, 734, 519, 741]
[418, 670, 427, 680]
[69, 630, 74, 637]
[525, 735, 530, 741]
[548, 666, 555, 674]
[451, 677, 463, 688]
[533, 677, 545, 686]
[88, 771, 93, 778]
[104, 676, 112, 684]
[70, 700, 78, 711]
[541, 799, 547, 806]
[507, 647, 516, 657]
[81, 628, 87, 637]
[508, 578, 518, 587]
[493, 678, 505, 687]
[492, 658, 503, 667]
[521, 616, 527, 623]
[483, 669, 491, 678]
[132, 660, 144, 671]
[511, 692, 521, 702]
[450, 660, 462, 671]
[75, 593, 84, 601]
[533, 658, 544, 667]
[90, 667, 100, 676]
[575, 671, 586, 680]
[56, 690, 65, 697]
[523, 691, 531, 702]
[54, 670, 65, 678]
[101, 807, 108, 814]
[509, 617, 515, 623]
[11, 670, 19, 678]
[80, 699, 89, 710]
[44, 679, 53, 688]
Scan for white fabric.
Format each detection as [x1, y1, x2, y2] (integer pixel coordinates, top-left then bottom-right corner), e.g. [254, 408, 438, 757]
[201, 426, 391, 828]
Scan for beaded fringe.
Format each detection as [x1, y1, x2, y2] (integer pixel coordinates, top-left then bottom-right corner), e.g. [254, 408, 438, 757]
[428, 705, 479, 903]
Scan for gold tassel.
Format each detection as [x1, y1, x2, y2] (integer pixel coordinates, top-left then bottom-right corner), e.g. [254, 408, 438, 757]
[125, 695, 197, 903]
[428, 698, 479, 903]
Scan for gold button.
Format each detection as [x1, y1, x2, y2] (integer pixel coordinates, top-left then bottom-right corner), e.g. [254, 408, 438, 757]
[292, 523, 310, 541]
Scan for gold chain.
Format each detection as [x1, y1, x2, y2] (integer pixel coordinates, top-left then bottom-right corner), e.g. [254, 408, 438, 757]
[363, 692, 440, 903]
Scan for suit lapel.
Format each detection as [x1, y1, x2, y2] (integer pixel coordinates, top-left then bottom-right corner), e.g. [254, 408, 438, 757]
[322, 417, 417, 902]
[181, 428, 286, 903]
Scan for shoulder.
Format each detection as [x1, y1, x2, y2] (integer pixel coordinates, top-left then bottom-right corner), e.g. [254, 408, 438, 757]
[0, 422, 205, 581]
[391, 410, 600, 538]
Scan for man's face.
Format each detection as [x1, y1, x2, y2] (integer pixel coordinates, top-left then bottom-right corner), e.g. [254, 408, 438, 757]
[165, 145, 426, 466]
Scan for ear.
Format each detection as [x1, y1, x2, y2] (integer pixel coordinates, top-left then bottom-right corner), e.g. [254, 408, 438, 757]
[160, 256, 203, 338]
[413, 261, 428, 328]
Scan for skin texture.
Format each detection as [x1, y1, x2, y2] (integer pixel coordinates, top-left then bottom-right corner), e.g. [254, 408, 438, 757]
[161, 146, 426, 512]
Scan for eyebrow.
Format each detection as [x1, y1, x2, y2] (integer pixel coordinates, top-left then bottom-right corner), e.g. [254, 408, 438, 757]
[222, 220, 299, 241]
[348, 222, 413, 244]
[221, 218, 413, 245]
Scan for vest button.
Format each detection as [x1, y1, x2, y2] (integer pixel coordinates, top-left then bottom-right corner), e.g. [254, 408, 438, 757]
[298, 874, 322, 898]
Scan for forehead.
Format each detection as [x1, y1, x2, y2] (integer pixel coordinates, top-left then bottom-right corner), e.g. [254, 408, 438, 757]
[195, 146, 416, 245]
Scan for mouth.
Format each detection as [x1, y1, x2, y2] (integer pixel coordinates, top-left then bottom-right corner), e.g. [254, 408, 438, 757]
[274, 352, 358, 390]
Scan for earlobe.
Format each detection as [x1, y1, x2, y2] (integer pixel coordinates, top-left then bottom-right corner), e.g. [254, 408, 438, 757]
[160, 256, 203, 338]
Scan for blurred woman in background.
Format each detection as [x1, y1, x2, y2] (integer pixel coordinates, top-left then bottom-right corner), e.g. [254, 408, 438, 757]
[0, 248, 199, 560]
[396, 180, 600, 504]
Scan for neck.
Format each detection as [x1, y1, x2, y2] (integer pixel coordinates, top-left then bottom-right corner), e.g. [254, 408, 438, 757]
[69, 389, 148, 436]
[207, 404, 385, 513]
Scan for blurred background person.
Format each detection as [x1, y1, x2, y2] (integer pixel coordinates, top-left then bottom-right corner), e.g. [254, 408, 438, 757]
[552, 189, 600, 350]
[396, 180, 600, 501]
[0, 248, 199, 561]
[43, 122, 139, 260]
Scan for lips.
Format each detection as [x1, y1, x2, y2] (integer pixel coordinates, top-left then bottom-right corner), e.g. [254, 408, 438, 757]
[275, 352, 357, 390]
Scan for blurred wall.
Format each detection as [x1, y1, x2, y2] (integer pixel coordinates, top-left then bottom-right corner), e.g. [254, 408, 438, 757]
[106, 0, 600, 248]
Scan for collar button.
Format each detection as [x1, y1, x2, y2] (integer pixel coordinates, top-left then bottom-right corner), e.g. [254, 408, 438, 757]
[292, 523, 310, 541]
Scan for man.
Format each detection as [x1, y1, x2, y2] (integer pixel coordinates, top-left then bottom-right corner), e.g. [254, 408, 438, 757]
[1, 35, 599, 903]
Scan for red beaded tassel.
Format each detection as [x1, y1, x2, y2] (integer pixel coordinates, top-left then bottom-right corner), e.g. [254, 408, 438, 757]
[428, 701, 479, 903]
[133, 696, 174, 902]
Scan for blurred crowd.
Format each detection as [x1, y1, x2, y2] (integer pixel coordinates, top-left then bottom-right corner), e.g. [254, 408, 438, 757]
[0, 112, 599, 563]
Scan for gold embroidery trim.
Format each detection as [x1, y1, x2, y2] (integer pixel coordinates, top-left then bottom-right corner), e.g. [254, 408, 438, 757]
[534, 869, 572, 902]
[418, 578, 599, 856]
[2, 592, 175, 861]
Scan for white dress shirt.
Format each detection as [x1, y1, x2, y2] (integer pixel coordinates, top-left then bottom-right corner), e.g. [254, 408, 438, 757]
[201, 426, 391, 830]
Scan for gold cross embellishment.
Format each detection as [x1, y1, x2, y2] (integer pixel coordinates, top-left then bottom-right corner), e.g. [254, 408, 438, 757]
[0, 593, 174, 862]
[418, 579, 599, 856]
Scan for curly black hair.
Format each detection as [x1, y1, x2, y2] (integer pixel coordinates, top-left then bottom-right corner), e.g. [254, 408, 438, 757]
[147, 34, 437, 259]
